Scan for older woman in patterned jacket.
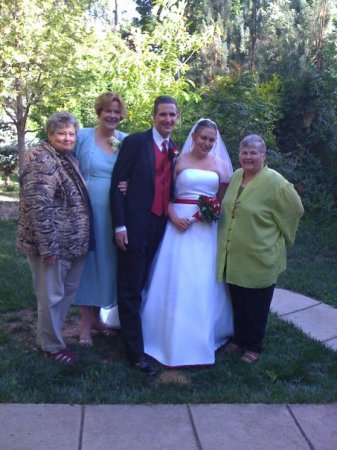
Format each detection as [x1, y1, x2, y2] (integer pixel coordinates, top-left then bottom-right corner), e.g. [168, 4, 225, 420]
[16, 112, 94, 364]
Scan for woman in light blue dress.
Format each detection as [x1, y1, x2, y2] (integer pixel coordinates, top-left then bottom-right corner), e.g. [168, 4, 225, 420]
[73, 93, 127, 345]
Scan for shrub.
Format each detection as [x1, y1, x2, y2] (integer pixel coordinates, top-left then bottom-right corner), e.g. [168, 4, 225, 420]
[197, 72, 282, 165]
[275, 70, 337, 215]
[0, 144, 18, 188]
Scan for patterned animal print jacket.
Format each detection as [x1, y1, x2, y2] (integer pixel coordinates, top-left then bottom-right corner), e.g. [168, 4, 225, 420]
[16, 141, 91, 260]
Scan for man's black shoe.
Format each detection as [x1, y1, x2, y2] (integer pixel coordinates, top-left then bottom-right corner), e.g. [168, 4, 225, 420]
[132, 357, 156, 376]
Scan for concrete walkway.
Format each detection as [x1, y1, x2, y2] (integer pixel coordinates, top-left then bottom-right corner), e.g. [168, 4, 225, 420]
[1, 288, 337, 450]
[1, 403, 337, 450]
[272, 288, 337, 351]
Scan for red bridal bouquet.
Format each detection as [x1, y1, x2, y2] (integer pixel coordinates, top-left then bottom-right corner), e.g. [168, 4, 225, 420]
[192, 195, 221, 223]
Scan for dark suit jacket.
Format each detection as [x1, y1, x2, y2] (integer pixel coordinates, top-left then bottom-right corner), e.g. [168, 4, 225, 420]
[110, 129, 176, 247]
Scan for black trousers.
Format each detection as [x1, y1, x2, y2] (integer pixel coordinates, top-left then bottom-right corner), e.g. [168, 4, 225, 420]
[117, 213, 167, 362]
[227, 283, 275, 353]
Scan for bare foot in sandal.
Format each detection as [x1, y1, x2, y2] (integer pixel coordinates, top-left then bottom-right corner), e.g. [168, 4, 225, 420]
[241, 351, 259, 364]
[92, 323, 115, 337]
[79, 337, 93, 347]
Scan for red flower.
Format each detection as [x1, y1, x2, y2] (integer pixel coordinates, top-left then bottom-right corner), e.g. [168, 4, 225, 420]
[193, 195, 221, 223]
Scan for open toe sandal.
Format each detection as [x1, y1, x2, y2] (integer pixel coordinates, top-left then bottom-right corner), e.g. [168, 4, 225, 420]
[79, 337, 93, 347]
[45, 349, 77, 364]
[92, 323, 114, 337]
[241, 351, 260, 364]
[100, 328, 115, 337]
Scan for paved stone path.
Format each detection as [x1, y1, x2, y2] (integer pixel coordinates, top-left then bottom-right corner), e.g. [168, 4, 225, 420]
[0, 194, 19, 220]
[272, 288, 337, 351]
[0, 403, 336, 449]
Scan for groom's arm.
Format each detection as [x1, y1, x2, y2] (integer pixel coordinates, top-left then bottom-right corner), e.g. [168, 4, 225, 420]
[110, 133, 141, 249]
[111, 136, 132, 226]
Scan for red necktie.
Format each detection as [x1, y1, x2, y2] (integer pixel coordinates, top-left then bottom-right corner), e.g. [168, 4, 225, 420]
[162, 140, 168, 152]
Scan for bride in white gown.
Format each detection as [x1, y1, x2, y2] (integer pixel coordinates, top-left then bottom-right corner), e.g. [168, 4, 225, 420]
[141, 119, 233, 367]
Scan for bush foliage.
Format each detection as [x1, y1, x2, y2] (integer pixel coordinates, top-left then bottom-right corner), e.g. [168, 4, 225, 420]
[0, 145, 18, 188]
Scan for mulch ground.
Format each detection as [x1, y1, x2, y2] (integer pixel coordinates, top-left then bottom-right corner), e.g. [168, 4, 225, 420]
[3, 309, 191, 384]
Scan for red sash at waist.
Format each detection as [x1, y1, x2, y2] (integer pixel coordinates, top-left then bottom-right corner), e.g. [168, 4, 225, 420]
[173, 199, 198, 204]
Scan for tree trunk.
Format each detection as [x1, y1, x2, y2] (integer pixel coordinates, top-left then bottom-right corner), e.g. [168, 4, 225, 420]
[114, 0, 118, 27]
[15, 77, 27, 175]
[249, 0, 258, 72]
[315, 0, 328, 70]
[16, 121, 26, 176]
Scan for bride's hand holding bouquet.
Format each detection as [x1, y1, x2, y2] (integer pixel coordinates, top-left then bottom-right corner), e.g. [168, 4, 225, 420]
[189, 195, 221, 223]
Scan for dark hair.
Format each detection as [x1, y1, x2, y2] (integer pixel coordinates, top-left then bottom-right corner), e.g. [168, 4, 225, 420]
[153, 95, 179, 115]
[193, 119, 217, 134]
[45, 112, 79, 136]
[94, 92, 128, 119]
[240, 134, 266, 154]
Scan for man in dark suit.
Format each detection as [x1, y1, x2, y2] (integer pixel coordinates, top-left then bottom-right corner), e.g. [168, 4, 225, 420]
[110, 96, 179, 375]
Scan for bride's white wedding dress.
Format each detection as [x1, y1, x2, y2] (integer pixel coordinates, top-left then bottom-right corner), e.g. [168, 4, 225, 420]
[141, 168, 233, 367]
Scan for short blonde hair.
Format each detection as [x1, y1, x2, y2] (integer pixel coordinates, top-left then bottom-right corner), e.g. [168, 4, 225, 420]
[94, 92, 128, 119]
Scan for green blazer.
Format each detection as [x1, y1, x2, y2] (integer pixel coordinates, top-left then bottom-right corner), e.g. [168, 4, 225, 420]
[216, 166, 304, 288]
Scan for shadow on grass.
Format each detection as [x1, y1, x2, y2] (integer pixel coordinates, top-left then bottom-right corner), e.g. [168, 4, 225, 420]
[1, 312, 337, 405]
[1, 217, 337, 404]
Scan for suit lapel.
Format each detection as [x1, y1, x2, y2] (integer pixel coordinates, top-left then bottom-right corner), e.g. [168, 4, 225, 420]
[145, 129, 155, 184]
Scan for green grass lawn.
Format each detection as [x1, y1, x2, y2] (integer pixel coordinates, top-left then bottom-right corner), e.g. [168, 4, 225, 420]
[1, 215, 337, 404]
[278, 214, 337, 307]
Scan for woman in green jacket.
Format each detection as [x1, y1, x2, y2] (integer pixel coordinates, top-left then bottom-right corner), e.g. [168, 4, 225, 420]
[217, 134, 304, 363]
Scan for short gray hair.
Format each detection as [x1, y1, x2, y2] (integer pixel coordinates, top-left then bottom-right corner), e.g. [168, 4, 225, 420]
[45, 112, 79, 136]
[240, 134, 266, 154]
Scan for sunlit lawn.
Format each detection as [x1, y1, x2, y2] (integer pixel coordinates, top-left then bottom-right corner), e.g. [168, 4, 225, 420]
[1, 215, 337, 404]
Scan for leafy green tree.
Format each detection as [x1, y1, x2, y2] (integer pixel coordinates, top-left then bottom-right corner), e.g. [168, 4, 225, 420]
[87, 0, 115, 26]
[188, 0, 232, 84]
[134, 0, 155, 30]
[199, 72, 281, 161]
[0, 0, 218, 160]
[0, 0, 91, 173]
[133, 0, 232, 84]
[0, 119, 17, 188]
[0, 145, 18, 188]
[73, 0, 216, 139]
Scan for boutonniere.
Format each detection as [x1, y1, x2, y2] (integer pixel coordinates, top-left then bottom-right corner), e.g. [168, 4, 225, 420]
[109, 136, 122, 153]
[169, 146, 180, 159]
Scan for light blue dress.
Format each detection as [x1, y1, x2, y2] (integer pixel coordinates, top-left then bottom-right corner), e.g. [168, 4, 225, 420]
[73, 128, 127, 308]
